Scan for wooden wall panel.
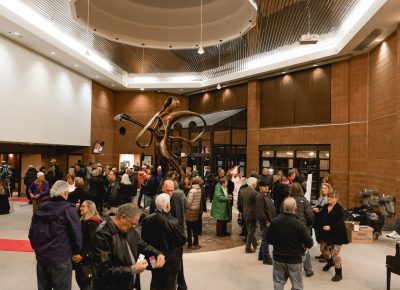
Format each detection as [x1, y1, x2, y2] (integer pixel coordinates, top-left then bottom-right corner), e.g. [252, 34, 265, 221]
[260, 78, 275, 127]
[275, 75, 295, 126]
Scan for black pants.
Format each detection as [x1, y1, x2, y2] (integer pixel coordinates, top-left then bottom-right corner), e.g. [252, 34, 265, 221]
[216, 220, 228, 236]
[187, 221, 199, 246]
[245, 220, 257, 251]
[137, 189, 144, 207]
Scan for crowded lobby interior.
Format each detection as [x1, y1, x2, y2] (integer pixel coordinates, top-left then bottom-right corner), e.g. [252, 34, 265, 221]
[1, 0, 400, 289]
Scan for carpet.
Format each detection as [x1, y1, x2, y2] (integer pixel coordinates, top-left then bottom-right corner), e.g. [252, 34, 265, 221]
[9, 197, 28, 202]
[0, 239, 33, 252]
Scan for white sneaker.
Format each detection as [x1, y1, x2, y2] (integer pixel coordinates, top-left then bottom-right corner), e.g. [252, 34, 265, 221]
[393, 234, 400, 239]
[387, 231, 397, 238]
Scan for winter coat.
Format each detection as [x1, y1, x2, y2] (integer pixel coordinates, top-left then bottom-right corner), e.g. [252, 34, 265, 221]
[93, 217, 161, 290]
[293, 196, 314, 228]
[141, 211, 186, 290]
[119, 183, 136, 204]
[29, 196, 82, 266]
[316, 202, 349, 245]
[267, 213, 314, 264]
[256, 192, 277, 225]
[238, 187, 258, 221]
[185, 184, 202, 222]
[211, 183, 230, 221]
[24, 168, 37, 187]
[28, 179, 50, 202]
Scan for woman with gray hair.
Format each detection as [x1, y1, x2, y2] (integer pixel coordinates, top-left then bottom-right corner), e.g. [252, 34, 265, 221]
[28, 171, 50, 213]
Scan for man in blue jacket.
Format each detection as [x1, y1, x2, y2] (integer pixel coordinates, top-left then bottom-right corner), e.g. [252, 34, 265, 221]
[29, 180, 82, 290]
[267, 197, 314, 290]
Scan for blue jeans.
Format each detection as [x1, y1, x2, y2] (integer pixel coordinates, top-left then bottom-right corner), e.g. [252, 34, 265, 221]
[273, 261, 303, 290]
[37, 260, 72, 290]
[302, 250, 312, 274]
[259, 225, 272, 261]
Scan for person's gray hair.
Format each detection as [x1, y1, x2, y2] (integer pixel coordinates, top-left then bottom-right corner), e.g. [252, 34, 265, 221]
[75, 177, 84, 188]
[37, 172, 44, 179]
[116, 203, 141, 218]
[92, 168, 102, 176]
[126, 168, 133, 175]
[155, 193, 170, 212]
[50, 180, 69, 198]
[283, 197, 297, 214]
[247, 177, 258, 188]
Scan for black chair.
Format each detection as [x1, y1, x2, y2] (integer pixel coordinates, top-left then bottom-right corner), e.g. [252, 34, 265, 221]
[386, 242, 400, 290]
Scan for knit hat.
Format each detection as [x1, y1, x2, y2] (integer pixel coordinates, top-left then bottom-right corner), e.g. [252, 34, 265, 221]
[37, 172, 44, 178]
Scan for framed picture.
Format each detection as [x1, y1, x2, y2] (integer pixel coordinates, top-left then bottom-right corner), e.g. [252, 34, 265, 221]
[142, 155, 152, 166]
[93, 141, 105, 154]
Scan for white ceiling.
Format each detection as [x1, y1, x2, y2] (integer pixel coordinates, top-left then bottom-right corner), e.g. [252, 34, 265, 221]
[0, 0, 399, 95]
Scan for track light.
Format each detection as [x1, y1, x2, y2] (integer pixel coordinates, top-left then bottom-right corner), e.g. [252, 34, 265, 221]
[198, 46, 204, 54]
[217, 83, 221, 90]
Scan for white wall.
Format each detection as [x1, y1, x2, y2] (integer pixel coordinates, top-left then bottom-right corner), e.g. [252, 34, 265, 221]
[0, 36, 92, 146]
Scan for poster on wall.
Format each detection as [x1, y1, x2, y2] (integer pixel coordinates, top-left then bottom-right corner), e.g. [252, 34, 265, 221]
[143, 155, 152, 166]
[93, 141, 105, 154]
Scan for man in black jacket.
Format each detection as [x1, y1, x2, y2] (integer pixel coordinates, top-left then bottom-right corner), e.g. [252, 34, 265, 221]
[93, 203, 165, 290]
[142, 193, 187, 290]
[256, 181, 276, 264]
[267, 197, 313, 290]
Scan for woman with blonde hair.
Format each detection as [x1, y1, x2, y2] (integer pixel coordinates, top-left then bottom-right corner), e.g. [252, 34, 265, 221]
[314, 182, 333, 262]
[72, 200, 102, 290]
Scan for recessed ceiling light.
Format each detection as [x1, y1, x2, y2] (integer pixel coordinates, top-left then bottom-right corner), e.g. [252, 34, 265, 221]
[140, 88, 145, 91]
[50, 51, 56, 55]
[95, 75, 99, 78]
[179, 89, 183, 92]
[10, 32, 20, 36]
[282, 71, 286, 74]
[72, 64, 79, 67]
[313, 64, 317, 67]
[111, 84, 116, 87]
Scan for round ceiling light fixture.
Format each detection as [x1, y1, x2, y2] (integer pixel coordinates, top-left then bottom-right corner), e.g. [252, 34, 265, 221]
[70, 0, 257, 49]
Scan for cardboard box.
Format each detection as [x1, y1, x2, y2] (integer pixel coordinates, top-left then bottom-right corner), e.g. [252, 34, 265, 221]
[347, 226, 373, 244]
[345, 221, 360, 231]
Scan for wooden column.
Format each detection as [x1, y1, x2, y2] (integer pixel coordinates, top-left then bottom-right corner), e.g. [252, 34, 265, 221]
[246, 80, 260, 175]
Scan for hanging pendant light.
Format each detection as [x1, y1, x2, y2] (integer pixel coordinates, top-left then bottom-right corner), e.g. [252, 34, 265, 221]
[197, 0, 204, 54]
[216, 41, 222, 89]
[140, 43, 145, 91]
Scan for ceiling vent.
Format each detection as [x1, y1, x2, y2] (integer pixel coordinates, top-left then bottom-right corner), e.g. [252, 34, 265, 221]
[354, 28, 383, 51]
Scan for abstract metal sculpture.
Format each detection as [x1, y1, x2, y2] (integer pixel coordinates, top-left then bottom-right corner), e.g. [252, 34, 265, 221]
[115, 96, 206, 178]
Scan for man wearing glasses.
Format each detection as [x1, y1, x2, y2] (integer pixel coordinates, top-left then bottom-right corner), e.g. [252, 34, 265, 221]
[93, 203, 165, 290]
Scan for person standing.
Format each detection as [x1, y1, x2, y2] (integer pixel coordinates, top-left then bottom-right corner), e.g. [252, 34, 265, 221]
[29, 180, 82, 290]
[93, 203, 165, 290]
[289, 182, 314, 277]
[24, 165, 37, 203]
[185, 178, 202, 249]
[316, 191, 348, 282]
[73, 200, 102, 290]
[46, 159, 63, 189]
[211, 178, 232, 236]
[238, 177, 259, 253]
[142, 194, 186, 290]
[267, 197, 314, 290]
[256, 180, 276, 264]
[29, 172, 50, 213]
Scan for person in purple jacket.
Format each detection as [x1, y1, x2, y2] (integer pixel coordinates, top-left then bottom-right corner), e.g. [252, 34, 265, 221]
[28, 172, 50, 213]
[29, 180, 82, 290]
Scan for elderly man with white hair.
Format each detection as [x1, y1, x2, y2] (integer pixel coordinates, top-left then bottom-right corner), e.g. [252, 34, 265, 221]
[237, 176, 259, 253]
[142, 193, 186, 290]
[267, 197, 314, 290]
[29, 180, 82, 290]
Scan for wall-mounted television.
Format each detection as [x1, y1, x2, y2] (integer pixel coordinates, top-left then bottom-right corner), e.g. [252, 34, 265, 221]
[93, 141, 105, 154]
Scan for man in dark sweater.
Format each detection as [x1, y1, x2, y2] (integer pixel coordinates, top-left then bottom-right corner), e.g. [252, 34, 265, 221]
[267, 197, 313, 290]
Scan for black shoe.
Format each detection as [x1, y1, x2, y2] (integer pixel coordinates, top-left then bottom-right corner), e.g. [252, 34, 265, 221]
[306, 271, 314, 277]
[245, 249, 255, 253]
[263, 259, 273, 265]
[258, 256, 263, 261]
[315, 254, 322, 259]
[331, 268, 342, 282]
[187, 245, 192, 249]
[319, 257, 327, 263]
[323, 259, 334, 272]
